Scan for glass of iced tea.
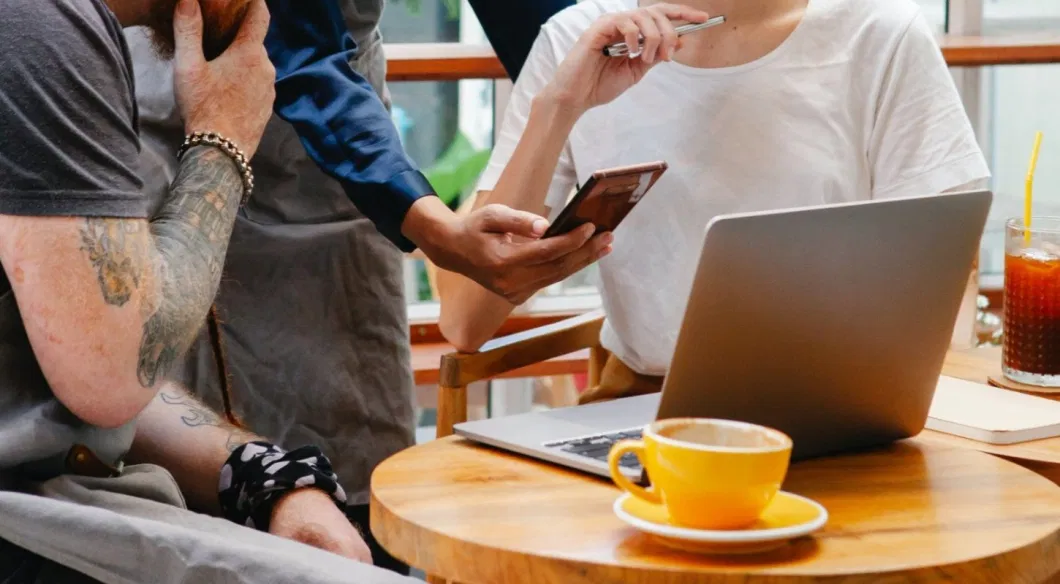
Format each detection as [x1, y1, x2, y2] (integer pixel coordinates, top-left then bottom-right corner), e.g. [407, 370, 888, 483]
[1004, 217, 1060, 387]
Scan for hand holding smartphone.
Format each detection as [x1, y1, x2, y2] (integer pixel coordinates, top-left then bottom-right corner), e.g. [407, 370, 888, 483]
[543, 161, 668, 239]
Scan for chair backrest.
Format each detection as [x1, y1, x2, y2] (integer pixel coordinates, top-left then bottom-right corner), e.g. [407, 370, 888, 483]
[435, 311, 606, 438]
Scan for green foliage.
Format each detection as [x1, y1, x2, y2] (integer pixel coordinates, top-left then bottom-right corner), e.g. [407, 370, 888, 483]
[422, 132, 492, 207]
[416, 260, 433, 301]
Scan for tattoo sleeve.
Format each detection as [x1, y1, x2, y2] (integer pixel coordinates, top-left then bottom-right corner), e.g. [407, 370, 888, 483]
[78, 146, 243, 388]
[159, 390, 259, 453]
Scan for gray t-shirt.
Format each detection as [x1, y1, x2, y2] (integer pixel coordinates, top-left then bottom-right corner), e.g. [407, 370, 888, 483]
[0, 0, 143, 475]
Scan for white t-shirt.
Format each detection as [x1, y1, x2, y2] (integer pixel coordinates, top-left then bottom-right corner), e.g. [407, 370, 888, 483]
[477, 0, 990, 376]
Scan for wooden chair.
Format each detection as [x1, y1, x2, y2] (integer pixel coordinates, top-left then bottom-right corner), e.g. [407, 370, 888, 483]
[435, 309, 606, 438]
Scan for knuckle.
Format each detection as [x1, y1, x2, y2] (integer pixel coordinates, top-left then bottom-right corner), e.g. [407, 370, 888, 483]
[495, 278, 516, 298]
[484, 249, 505, 271]
[480, 204, 503, 223]
[262, 61, 278, 81]
[293, 523, 330, 549]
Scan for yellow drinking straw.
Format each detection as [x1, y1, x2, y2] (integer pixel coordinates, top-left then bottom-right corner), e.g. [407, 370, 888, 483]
[1025, 131, 1044, 244]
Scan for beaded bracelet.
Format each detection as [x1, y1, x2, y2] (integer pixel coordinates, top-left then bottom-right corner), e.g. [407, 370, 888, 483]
[177, 131, 255, 205]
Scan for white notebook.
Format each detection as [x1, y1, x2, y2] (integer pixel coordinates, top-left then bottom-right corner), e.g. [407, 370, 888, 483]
[926, 376, 1060, 445]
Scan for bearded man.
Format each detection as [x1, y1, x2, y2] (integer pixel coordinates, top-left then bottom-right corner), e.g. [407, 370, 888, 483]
[0, 0, 416, 582]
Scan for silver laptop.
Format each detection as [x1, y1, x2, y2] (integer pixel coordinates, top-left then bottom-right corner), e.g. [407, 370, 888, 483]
[454, 190, 993, 481]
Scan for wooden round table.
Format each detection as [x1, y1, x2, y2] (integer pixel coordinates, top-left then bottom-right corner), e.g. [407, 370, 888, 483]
[371, 436, 1060, 584]
[923, 347, 1060, 485]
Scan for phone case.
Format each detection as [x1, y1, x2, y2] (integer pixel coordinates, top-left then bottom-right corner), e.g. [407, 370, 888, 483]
[543, 161, 668, 239]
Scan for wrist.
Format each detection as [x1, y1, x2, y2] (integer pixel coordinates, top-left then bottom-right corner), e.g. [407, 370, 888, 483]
[218, 442, 347, 531]
[401, 196, 462, 267]
[535, 84, 588, 121]
[178, 132, 255, 205]
[183, 122, 256, 160]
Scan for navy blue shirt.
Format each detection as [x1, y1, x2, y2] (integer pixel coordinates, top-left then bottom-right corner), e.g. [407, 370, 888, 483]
[265, 0, 435, 252]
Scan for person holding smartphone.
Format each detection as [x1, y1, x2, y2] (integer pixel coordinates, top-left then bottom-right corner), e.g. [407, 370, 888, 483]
[438, 0, 990, 404]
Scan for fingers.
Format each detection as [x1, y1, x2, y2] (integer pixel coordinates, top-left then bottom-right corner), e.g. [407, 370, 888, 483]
[586, 5, 707, 60]
[523, 232, 614, 291]
[503, 222, 596, 266]
[475, 204, 549, 239]
[232, 0, 271, 47]
[484, 229, 613, 304]
[651, 3, 711, 26]
[613, 15, 642, 58]
[173, 0, 205, 69]
[647, 7, 680, 62]
[629, 11, 661, 64]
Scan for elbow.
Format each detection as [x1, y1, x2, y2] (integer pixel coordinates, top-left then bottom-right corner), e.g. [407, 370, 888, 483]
[438, 297, 494, 353]
[437, 270, 506, 352]
[52, 382, 146, 429]
[439, 310, 489, 354]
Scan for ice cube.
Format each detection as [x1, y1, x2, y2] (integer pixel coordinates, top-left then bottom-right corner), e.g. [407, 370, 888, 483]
[1020, 247, 1060, 264]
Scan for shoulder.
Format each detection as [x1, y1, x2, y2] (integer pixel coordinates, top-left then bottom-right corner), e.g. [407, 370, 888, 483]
[0, 0, 126, 47]
[812, 0, 926, 52]
[0, 0, 142, 212]
[818, 0, 922, 30]
[0, 0, 131, 82]
[539, 0, 635, 54]
[803, 0, 938, 81]
[0, 0, 135, 109]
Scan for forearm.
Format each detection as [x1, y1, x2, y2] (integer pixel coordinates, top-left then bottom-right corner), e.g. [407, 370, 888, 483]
[139, 146, 243, 387]
[266, 0, 434, 251]
[437, 95, 581, 351]
[126, 383, 259, 515]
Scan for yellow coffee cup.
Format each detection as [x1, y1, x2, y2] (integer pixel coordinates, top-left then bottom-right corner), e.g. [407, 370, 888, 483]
[608, 418, 792, 530]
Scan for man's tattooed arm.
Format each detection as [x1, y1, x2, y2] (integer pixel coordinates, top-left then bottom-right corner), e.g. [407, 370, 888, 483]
[78, 145, 243, 389]
[126, 384, 263, 514]
[158, 390, 259, 453]
[0, 145, 246, 429]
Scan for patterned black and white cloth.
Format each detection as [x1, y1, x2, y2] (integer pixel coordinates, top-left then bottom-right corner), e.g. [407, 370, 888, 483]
[219, 442, 347, 531]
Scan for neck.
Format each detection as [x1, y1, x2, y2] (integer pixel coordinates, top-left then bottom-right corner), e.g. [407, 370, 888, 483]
[105, 0, 152, 26]
[643, 0, 794, 23]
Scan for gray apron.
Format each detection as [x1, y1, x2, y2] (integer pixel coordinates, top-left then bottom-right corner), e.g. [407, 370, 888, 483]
[0, 466, 416, 583]
[129, 0, 414, 508]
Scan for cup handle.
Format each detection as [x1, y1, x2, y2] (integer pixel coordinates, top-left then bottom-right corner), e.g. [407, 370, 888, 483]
[608, 440, 662, 504]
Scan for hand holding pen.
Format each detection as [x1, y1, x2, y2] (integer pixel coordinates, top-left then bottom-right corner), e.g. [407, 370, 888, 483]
[604, 15, 726, 58]
[544, 5, 713, 113]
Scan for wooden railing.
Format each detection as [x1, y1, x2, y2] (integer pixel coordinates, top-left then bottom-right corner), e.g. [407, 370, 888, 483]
[940, 34, 1060, 67]
[386, 44, 506, 82]
[385, 34, 1060, 82]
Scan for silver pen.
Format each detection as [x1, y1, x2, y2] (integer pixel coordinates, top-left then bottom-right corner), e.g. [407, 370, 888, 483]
[603, 15, 726, 58]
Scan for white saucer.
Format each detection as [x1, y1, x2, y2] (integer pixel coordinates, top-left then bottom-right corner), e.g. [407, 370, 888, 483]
[613, 491, 828, 555]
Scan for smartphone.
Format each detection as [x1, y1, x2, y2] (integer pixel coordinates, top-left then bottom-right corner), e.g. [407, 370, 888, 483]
[542, 161, 668, 239]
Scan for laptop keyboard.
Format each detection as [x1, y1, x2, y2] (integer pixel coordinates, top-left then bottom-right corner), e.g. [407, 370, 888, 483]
[546, 428, 644, 470]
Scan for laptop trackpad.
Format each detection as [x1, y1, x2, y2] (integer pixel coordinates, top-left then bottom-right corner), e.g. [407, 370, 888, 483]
[539, 393, 660, 432]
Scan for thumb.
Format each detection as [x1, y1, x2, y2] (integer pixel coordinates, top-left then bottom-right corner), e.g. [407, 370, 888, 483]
[173, 0, 206, 68]
[476, 205, 550, 239]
